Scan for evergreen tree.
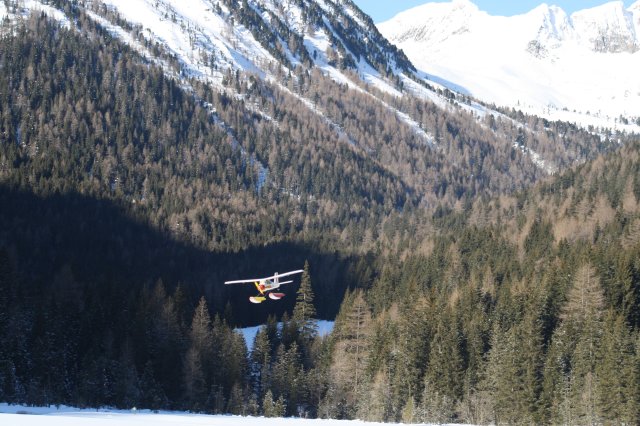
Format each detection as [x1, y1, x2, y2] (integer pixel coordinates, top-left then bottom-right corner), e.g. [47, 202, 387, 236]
[327, 290, 372, 418]
[183, 297, 213, 409]
[226, 382, 246, 415]
[596, 313, 638, 424]
[401, 395, 418, 424]
[183, 346, 207, 410]
[421, 309, 463, 423]
[291, 260, 318, 369]
[139, 361, 167, 410]
[271, 342, 304, 416]
[390, 296, 432, 416]
[263, 389, 277, 417]
[543, 262, 606, 424]
[357, 369, 392, 422]
[481, 311, 543, 425]
[114, 340, 140, 408]
[213, 316, 248, 398]
[292, 261, 318, 343]
[250, 327, 272, 400]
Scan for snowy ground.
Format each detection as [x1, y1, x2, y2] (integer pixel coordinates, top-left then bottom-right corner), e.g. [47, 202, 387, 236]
[0, 404, 459, 426]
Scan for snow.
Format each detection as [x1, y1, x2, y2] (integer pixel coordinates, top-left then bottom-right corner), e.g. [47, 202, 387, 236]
[0, 404, 466, 426]
[88, 0, 436, 143]
[0, 405, 436, 426]
[379, 1, 640, 133]
[97, 0, 267, 81]
[0, 0, 70, 28]
[3, 0, 485, 146]
[239, 320, 334, 351]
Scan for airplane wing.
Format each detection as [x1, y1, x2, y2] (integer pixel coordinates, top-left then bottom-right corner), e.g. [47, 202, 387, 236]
[225, 269, 303, 285]
[225, 278, 262, 285]
[273, 269, 304, 279]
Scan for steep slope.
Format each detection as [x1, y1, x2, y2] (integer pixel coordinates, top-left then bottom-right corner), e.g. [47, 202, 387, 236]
[0, 0, 635, 253]
[0, 0, 635, 272]
[345, 141, 640, 426]
[468, 139, 640, 251]
[380, 0, 640, 131]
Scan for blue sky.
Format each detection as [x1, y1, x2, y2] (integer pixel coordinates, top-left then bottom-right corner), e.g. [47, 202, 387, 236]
[352, 0, 636, 23]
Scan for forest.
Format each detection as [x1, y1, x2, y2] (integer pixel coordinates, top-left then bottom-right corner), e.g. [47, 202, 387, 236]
[1, 5, 640, 425]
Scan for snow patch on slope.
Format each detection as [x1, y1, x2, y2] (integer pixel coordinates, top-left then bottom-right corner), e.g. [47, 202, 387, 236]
[0, 0, 70, 27]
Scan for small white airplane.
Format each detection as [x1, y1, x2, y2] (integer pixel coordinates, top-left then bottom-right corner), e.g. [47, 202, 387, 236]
[225, 269, 303, 304]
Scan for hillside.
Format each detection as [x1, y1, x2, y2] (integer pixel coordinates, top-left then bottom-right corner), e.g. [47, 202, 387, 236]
[0, 0, 631, 255]
[0, 0, 639, 424]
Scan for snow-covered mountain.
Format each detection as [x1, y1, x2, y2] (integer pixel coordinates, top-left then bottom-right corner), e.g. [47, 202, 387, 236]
[379, 0, 640, 129]
[0, 0, 636, 190]
[0, 0, 420, 96]
[3, 0, 636, 136]
[78, 0, 415, 95]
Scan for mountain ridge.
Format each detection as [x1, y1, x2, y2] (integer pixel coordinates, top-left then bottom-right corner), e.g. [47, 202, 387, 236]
[379, 0, 640, 128]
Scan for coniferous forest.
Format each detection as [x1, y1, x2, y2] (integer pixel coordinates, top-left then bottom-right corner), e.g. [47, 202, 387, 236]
[1, 5, 640, 425]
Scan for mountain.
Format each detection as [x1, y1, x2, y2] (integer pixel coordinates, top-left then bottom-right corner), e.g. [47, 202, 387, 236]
[79, 0, 415, 98]
[2, 0, 622, 248]
[1, 0, 640, 421]
[379, 0, 640, 130]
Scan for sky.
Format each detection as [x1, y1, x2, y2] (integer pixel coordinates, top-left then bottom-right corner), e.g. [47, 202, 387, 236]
[352, 0, 636, 23]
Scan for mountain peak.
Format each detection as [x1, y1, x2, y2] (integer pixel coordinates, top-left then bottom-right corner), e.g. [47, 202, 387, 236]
[379, 0, 484, 45]
[571, 0, 638, 53]
[451, 0, 479, 11]
[379, 0, 640, 121]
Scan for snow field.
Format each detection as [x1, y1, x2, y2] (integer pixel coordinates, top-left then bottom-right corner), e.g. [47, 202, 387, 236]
[0, 404, 462, 426]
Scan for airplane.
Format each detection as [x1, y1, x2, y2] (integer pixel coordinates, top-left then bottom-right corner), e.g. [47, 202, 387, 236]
[225, 269, 303, 304]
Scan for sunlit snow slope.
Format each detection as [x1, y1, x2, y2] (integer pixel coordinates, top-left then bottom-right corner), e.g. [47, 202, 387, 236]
[379, 0, 640, 130]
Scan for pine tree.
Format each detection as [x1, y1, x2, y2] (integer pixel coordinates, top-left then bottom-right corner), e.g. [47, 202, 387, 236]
[0, 249, 15, 403]
[263, 389, 276, 417]
[114, 340, 140, 408]
[292, 261, 318, 343]
[481, 312, 543, 425]
[292, 261, 318, 369]
[401, 395, 417, 424]
[183, 297, 213, 409]
[250, 327, 272, 400]
[183, 346, 207, 410]
[279, 311, 298, 350]
[421, 310, 463, 423]
[357, 369, 391, 422]
[226, 382, 245, 415]
[139, 361, 167, 410]
[0, 248, 12, 330]
[214, 317, 248, 396]
[543, 262, 606, 424]
[391, 296, 432, 415]
[596, 313, 638, 424]
[328, 290, 372, 417]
